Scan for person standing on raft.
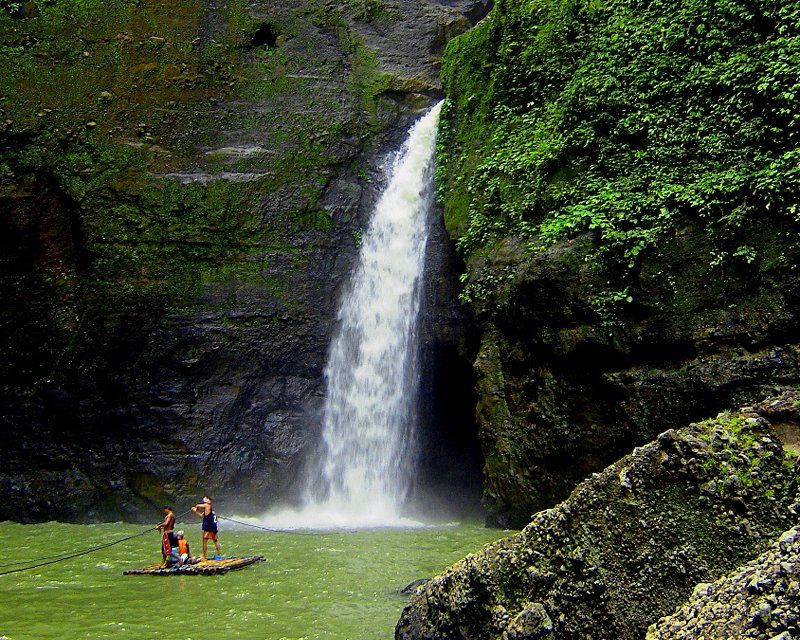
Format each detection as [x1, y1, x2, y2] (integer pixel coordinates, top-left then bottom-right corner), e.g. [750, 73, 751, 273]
[192, 496, 221, 560]
[156, 506, 177, 568]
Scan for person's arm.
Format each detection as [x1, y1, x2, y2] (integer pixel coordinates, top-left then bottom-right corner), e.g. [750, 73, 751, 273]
[191, 505, 202, 519]
[157, 514, 169, 530]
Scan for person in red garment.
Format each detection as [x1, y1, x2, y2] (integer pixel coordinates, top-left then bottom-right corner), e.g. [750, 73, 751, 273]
[191, 496, 221, 560]
[156, 506, 176, 568]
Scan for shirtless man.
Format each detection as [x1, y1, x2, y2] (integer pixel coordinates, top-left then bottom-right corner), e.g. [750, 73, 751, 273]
[157, 506, 176, 567]
[191, 496, 221, 560]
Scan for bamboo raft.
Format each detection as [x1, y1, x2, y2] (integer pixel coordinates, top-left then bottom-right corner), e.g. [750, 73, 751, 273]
[123, 556, 264, 576]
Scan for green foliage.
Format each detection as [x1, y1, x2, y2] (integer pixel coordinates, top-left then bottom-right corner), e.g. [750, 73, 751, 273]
[434, 99, 455, 204]
[440, 0, 800, 300]
[458, 264, 514, 306]
[1, 0, 23, 14]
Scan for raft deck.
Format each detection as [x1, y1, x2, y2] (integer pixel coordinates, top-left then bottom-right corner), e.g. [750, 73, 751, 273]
[123, 556, 264, 576]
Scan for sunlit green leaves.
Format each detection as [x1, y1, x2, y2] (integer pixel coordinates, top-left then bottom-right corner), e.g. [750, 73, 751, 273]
[440, 0, 800, 304]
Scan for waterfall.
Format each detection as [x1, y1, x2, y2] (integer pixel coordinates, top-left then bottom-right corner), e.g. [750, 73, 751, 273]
[262, 102, 442, 529]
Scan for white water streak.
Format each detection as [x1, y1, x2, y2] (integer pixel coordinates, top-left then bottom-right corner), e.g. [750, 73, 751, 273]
[260, 103, 443, 529]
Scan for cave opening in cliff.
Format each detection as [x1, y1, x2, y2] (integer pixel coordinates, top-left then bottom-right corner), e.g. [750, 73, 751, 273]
[410, 340, 485, 522]
[249, 22, 279, 49]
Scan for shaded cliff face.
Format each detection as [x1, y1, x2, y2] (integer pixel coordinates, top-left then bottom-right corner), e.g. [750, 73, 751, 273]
[438, 0, 800, 527]
[396, 392, 800, 640]
[648, 526, 800, 640]
[0, 0, 491, 521]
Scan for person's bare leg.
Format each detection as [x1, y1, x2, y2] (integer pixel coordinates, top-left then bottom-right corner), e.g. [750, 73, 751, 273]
[201, 537, 208, 560]
[214, 538, 221, 556]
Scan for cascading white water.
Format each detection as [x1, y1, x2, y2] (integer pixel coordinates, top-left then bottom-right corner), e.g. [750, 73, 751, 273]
[261, 102, 442, 529]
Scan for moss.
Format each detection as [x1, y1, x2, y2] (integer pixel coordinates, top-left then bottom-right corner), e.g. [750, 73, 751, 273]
[400, 395, 800, 640]
[1, 0, 391, 395]
[0, 0, 236, 163]
[348, 0, 399, 23]
[127, 472, 175, 508]
[439, 0, 800, 310]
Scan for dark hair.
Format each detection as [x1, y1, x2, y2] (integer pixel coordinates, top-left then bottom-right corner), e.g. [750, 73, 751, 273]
[163, 505, 173, 511]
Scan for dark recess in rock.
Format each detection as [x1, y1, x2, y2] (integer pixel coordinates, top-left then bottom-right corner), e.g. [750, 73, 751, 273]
[248, 22, 279, 49]
[411, 199, 484, 520]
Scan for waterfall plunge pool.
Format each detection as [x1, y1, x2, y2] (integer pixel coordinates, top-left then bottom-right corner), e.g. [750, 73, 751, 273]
[0, 520, 512, 639]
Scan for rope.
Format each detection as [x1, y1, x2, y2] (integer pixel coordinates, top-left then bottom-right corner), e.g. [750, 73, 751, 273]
[1, 548, 111, 567]
[0, 509, 194, 577]
[0, 527, 158, 577]
[0, 510, 304, 576]
[217, 515, 313, 535]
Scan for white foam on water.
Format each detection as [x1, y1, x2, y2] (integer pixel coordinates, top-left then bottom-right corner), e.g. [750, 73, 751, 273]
[245, 506, 427, 531]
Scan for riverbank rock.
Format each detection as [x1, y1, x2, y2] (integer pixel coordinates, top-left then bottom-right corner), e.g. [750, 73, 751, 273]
[647, 525, 800, 640]
[395, 392, 800, 640]
[399, 579, 429, 595]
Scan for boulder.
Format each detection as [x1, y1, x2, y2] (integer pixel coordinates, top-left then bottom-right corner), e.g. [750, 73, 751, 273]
[396, 392, 800, 640]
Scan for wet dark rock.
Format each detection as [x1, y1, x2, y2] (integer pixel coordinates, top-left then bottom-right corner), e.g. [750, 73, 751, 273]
[467, 231, 800, 526]
[399, 579, 429, 595]
[648, 521, 800, 640]
[437, 0, 800, 529]
[504, 602, 554, 640]
[0, 0, 489, 522]
[395, 393, 800, 640]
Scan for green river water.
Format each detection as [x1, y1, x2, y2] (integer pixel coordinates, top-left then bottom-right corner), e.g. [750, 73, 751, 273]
[0, 521, 510, 640]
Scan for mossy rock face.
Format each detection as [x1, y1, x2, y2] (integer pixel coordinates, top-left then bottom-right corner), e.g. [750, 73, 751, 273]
[396, 391, 800, 640]
[437, 0, 800, 526]
[0, 0, 489, 521]
[466, 224, 800, 527]
[645, 392, 800, 640]
[648, 531, 800, 636]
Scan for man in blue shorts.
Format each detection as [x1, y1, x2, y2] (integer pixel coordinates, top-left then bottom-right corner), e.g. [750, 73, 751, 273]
[191, 496, 221, 560]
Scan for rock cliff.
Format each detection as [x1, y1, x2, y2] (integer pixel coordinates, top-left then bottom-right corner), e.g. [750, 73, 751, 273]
[646, 392, 800, 640]
[0, 0, 491, 521]
[437, 0, 800, 527]
[396, 392, 800, 640]
[647, 526, 800, 640]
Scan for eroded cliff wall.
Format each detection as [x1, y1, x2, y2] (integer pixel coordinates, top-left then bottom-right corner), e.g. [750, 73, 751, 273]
[437, 0, 800, 527]
[396, 393, 800, 640]
[0, 0, 491, 521]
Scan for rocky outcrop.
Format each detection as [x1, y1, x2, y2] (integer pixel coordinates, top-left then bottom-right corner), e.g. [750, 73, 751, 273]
[395, 392, 800, 640]
[647, 526, 800, 640]
[438, 0, 800, 527]
[467, 230, 800, 527]
[0, 0, 488, 521]
[646, 392, 800, 640]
